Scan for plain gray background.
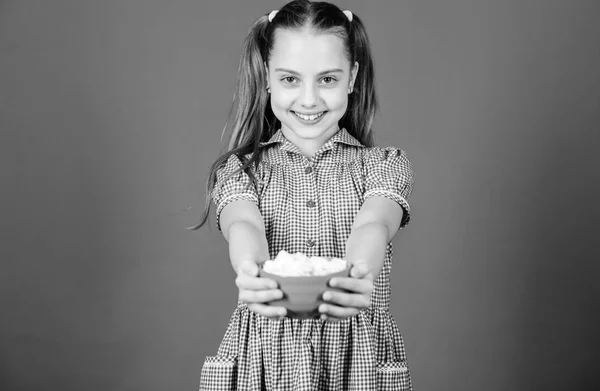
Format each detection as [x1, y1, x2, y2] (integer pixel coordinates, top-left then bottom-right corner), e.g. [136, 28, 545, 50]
[2, 0, 599, 390]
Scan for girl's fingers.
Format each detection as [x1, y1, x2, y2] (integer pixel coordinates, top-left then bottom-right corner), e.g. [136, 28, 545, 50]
[239, 288, 283, 304]
[322, 290, 370, 309]
[318, 303, 360, 320]
[247, 303, 287, 319]
[349, 262, 375, 279]
[236, 274, 278, 291]
[329, 276, 373, 295]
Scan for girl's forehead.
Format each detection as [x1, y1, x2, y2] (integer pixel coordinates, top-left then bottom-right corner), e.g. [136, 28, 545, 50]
[269, 28, 349, 72]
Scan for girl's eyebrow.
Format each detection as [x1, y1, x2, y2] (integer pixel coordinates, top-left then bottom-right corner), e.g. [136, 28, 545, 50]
[274, 68, 344, 76]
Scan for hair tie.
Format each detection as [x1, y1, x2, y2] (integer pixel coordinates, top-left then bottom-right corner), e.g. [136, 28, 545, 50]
[268, 10, 278, 22]
[343, 10, 353, 22]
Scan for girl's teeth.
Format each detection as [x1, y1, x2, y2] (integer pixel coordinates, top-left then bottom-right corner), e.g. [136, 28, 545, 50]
[295, 112, 323, 121]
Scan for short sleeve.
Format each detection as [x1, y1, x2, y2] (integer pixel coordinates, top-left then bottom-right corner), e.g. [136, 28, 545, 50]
[364, 147, 414, 229]
[211, 154, 259, 231]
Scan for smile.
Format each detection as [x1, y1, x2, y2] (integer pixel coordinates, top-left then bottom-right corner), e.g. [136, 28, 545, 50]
[292, 111, 326, 121]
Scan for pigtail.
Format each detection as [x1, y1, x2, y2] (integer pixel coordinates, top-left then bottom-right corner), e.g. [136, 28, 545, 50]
[189, 15, 273, 230]
[228, 16, 275, 152]
[340, 13, 378, 147]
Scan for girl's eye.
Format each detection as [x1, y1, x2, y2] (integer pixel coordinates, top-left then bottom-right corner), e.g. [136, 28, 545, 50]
[321, 76, 336, 84]
[282, 76, 299, 84]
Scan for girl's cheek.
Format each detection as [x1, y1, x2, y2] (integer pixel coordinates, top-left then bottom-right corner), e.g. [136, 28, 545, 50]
[322, 87, 347, 100]
[324, 95, 348, 110]
[273, 90, 297, 103]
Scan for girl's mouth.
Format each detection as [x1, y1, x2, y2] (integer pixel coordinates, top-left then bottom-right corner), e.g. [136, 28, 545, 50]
[292, 111, 326, 122]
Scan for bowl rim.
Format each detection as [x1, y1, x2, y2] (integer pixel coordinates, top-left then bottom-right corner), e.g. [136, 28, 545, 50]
[258, 262, 351, 280]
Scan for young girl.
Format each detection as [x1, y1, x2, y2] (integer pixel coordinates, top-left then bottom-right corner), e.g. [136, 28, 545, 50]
[192, 1, 414, 389]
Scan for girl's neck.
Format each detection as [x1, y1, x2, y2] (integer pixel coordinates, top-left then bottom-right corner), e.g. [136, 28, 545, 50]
[280, 126, 340, 158]
[296, 142, 321, 159]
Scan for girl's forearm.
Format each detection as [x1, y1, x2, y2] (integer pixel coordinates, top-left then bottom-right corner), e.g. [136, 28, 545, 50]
[345, 222, 389, 278]
[227, 220, 271, 274]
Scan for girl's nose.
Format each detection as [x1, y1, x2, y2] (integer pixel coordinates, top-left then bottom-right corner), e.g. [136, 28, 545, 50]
[300, 84, 318, 108]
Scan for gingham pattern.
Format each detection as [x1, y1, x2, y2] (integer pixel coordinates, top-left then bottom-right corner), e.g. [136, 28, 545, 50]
[201, 128, 414, 390]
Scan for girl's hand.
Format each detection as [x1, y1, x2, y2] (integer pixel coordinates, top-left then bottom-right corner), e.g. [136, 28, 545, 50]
[235, 260, 287, 319]
[319, 262, 374, 322]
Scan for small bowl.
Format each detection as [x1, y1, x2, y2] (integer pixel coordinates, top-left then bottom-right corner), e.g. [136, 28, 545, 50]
[258, 263, 351, 319]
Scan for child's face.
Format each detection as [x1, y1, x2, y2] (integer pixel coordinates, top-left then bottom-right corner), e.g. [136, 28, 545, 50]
[267, 28, 358, 155]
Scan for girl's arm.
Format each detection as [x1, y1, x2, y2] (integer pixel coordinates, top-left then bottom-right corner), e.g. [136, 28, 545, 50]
[220, 200, 270, 272]
[319, 196, 404, 321]
[220, 200, 287, 318]
[345, 195, 404, 277]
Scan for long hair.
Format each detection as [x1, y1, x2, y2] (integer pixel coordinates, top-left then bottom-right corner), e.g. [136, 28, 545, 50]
[190, 0, 378, 230]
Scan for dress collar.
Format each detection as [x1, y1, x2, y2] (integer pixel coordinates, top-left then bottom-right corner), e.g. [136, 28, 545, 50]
[259, 128, 364, 151]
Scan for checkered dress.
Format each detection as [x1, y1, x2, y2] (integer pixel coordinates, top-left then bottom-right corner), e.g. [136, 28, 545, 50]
[199, 128, 414, 391]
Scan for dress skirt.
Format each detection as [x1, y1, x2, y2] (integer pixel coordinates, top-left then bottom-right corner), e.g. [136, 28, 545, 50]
[199, 304, 413, 390]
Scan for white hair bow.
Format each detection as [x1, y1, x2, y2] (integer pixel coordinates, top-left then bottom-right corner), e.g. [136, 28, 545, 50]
[268, 10, 278, 22]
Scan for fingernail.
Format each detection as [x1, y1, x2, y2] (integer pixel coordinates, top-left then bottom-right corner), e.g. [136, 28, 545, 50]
[319, 304, 326, 313]
[329, 278, 337, 287]
[323, 292, 331, 301]
[320, 314, 327, 320]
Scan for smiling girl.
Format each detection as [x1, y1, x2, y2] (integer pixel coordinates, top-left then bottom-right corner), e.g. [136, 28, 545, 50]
[192, 1, 415, 389]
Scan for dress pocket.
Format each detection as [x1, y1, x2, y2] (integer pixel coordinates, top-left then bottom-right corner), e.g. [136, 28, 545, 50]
[376, 361, 412, 391]
[199, 355, 238, 391]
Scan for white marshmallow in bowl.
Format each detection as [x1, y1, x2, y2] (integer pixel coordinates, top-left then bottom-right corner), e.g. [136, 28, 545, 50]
[263, 250, 347, 277]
